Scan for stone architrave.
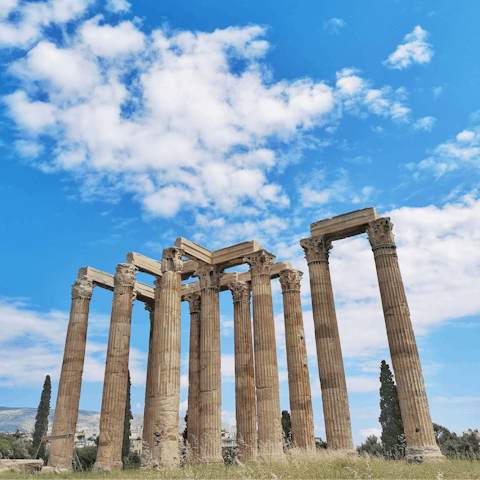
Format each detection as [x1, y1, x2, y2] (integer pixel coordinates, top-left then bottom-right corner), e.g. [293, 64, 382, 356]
[227, 281, 257, 464]
[300, 237, 355, 453]
[278, 269, 315, 451]
[141, 300, 155, 466]
[149, 247, 184, 467]
[244, 250, 284, 460]
[48, 275, 94, 470]
[184, 292, 201, 459]
[366, 218, 443, 462]
[94, 263, 137, 471]
[194, 264, 224, 465]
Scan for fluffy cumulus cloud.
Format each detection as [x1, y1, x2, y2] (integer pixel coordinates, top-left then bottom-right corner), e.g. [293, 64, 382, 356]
[1, 0, 414, 221]
[383, 26, 434, 70]
[408, 126, 480, 178]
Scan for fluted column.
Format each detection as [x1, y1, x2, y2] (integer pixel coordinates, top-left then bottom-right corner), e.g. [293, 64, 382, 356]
[366, 218, 443, 462]
[227, 281, 257, 463]
[185, 292, 201, 459]
[48, 274, 94, 470]
[142, 299, 155, 467]
[300, 237, 355, 452]
[149, 247, 184, 467]
[94, 263, 137, 471]
[279, 269, 315, 451]
[195, 264, 224, 465]
[244, 250, 283, 460]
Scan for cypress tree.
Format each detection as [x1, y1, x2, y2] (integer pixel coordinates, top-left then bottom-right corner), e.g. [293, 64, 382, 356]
[122, 371, 133, 461]
[281, 410, 292, 445]
[379, 360, 405, 458]
[31, 375, 51, 462]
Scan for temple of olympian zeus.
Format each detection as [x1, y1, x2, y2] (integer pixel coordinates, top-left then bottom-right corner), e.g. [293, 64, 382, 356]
[47, 207, 443, 470]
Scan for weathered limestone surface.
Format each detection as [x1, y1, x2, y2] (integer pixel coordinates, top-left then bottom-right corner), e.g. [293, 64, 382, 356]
[228, 281, 257, 463]
[48, 274, 93, 470]
[245, 251, 284, 460]
[300, 237, 355, 453]
[142, 300, 155, 466]
[195, 265, 224, 464]
[279, 269, 315, 451]
[94, 263, 137, 471]
[185, 292, 201, 459]
[0, 459, 43, 474]
[366, 218, 443, 462]
[150, 248, 184, 467]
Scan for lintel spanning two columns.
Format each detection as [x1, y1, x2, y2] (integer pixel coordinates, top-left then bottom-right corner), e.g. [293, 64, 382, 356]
[300, 207, 443, 462]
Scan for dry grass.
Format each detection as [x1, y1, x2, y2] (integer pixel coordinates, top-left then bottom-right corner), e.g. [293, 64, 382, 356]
[1, 449, 480, 479]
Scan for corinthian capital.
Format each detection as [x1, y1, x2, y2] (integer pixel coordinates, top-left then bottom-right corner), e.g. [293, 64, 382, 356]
[243, 250, 276, 275]
[194, 264, 223, 290]
[227, 281, 251, 303]
[161, 247, 184, 273]
[114, 263, 137, 287]
[71, 275, 94, 299]
[300, 236, 332, 264]
[184, 292, 201, 313]
[366, 218, 395, 248]
[279, 269, 303, 293]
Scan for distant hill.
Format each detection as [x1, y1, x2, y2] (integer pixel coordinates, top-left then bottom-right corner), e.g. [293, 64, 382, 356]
[0, 406, 235, 439]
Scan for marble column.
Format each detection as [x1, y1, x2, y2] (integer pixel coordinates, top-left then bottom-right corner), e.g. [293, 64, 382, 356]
[300, 237, 355, 452]
[227, 281, 257, 464]
[141, 299, 155, 467]
[94, 263, 137, 471]
[194, 264, 224, 465]
[279, 269, 315, 451]
[184, 292, 201, 459]
[366, 218, 443, 462]
[149, 247, 184, 467]
[244, 250, 283, 460]
[48, 274, 94, 470]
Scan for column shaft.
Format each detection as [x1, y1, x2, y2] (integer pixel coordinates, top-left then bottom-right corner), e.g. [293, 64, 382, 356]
[367, 218, 443, 462]
[279, 270, 315, 451]
[300, 237, 355, 452]
[228, 281, 257, 463]
[195, 265, 223, 464]
[94, 263, 137, 471]
[150, 248, 184, 467]
[48, 274, 93, 470]
[185, 293, 201, 459]
[245, 251, 283, 460]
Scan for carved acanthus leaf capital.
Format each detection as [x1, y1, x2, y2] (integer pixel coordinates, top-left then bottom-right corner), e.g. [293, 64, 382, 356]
[279, 269, 303, 292]
[300, 236, 332, 264]
[114, 263, 137, 287]
[184, 292, 201, 312]
[72, 275, 94, 299]
[227, 281, 251, 303]
[194, 264, 223, 290]
[243, 250, 276, 275]
[366, 218, 395, 248]
[161, 247, 184, 273]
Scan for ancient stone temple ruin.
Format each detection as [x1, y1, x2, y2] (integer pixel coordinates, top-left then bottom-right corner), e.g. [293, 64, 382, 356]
[47, 208, 443, 470]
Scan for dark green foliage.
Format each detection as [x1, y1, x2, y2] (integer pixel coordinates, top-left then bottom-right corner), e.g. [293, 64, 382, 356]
[379, 360, 405, 458]
[433, 424, 480, 459]
[182, 413, 188, 444]
[315, 437, 327, 450]
[75, 446, 98, 471]
[0, 432, 32, 459]
[222, 446, 237, 466]
[30, 375, 51, 462]
[123, 451, 141, 469]
[122, 371, 133, 462]
[357, 435, 383, 457]
[281, 410, 292, 445]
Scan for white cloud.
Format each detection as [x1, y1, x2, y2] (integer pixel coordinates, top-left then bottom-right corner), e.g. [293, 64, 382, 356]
[413, 116, 436, 132]
[432, 86, 442, 98]
[383, 26, 434, 70]
[346, 376, 380, 392]
[470, 110, 480, 122]
[359, 428, 381, 439]
[106, 0, 131, 13]
[323, 18, 347, 34]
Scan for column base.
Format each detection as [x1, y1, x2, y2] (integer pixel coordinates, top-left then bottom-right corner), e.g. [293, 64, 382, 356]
[93, 460, 123, 471]
[405, 445, 444, 463]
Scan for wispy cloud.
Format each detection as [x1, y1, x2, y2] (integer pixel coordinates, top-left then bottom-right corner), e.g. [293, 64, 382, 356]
[383, 26, 434, 70]
[413, 116, 436, 132]
[432, 86, 443, 98]
[323, 18, 347, 34]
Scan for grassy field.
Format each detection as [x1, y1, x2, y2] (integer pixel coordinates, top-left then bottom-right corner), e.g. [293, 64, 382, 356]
[2, 449, 480, 480]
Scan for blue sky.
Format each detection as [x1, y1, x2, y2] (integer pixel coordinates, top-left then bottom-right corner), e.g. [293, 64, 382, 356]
[1, 0, 479, 447]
